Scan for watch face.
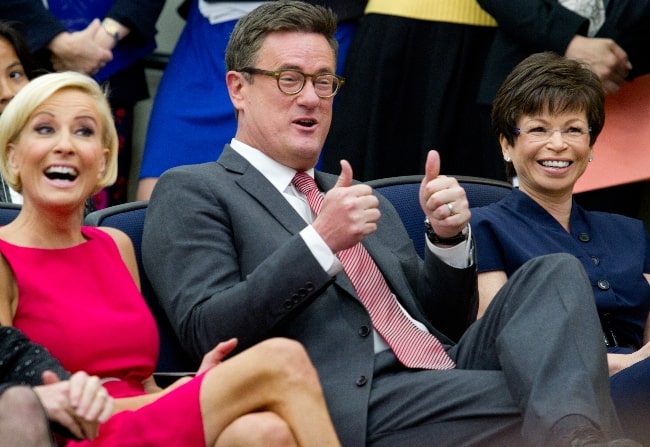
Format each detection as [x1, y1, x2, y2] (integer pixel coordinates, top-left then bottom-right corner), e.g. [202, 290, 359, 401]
[103, 22, 119, 40]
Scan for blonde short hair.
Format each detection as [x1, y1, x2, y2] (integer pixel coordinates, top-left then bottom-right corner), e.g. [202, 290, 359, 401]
[0, 71, 118, 194]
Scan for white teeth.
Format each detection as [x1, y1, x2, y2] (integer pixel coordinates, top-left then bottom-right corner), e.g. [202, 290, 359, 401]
[541, 160, 570, 168]
[45, 166, 78, 176]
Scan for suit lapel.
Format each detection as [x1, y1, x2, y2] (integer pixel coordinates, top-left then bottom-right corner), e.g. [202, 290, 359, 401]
[218, 146, 309, 235]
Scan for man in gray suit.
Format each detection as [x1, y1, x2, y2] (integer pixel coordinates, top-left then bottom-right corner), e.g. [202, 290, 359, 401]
[142, 2, 638, 446]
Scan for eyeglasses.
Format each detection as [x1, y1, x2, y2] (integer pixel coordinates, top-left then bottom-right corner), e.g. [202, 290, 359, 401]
[513, 126, 592, 142]
[237, 67, 345, 98]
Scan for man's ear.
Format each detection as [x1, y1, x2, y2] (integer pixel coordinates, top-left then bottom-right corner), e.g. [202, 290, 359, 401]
[226, 71, 246, 111]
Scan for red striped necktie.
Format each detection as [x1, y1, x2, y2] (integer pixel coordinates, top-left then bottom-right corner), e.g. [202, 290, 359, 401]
[292, 172, 455, 370]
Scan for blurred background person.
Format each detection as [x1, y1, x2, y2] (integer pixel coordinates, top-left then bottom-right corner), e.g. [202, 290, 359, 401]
[136, 0, 367, 200]
[0, 20, 37, 114]
[0, 20, 35, 202]
[321, 0, 498, 181]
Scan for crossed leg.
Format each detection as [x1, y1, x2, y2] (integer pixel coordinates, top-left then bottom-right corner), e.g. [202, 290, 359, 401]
[200, 337, 340, 447]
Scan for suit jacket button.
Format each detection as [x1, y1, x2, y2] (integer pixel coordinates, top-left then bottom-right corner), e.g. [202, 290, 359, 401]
[578, 233, 590, 242]
[305, 281, 314, 291]
[597, 279, 610, 291]
[358, 325, 371, 337]
[355, 375, 368, 387]
[283, 299, 294, 309]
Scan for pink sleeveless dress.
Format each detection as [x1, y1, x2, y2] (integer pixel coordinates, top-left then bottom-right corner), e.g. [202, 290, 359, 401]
[1, 226, 206, 446]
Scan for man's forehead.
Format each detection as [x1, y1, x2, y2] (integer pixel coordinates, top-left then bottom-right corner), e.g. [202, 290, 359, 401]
[257, 32, 335, 68]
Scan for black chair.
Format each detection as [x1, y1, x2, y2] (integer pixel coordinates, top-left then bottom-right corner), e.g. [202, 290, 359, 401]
[0, 203, 21, 225]
[366, 175, 512, 258]
[84, 201, 198, 376]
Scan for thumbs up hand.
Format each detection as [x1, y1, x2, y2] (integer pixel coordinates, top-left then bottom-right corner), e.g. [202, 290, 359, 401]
[313, 160, 380, 253]
[419, 150, 470, 242]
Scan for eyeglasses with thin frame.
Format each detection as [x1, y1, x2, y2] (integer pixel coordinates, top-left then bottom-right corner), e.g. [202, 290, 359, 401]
[237, 67, 345, 98]
[513, 126, 592, 142]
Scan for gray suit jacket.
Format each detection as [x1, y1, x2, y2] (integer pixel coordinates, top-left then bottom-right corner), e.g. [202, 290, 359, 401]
[142, 145, 477, 446]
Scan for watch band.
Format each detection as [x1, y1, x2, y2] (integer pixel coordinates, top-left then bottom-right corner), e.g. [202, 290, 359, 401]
[424, 218, 467, 245]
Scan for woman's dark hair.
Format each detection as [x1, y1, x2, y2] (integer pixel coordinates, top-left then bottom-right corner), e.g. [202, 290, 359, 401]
[0, 21, 40, 79]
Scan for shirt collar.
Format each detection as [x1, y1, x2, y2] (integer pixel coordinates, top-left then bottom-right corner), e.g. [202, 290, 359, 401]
[230, 138, 315, 193]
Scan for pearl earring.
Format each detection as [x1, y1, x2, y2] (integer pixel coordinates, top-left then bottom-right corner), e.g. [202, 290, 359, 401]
[504, 156, 511, 162]
[588, 155, 593, 162]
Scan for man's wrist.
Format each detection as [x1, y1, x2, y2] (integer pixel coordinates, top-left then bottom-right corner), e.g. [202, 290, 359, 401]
[47, 32, 70, 53]
[424, 218, 468, 246]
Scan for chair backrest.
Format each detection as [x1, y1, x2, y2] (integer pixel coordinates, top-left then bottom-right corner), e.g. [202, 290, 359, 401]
[366, 175, 512, 258]
[84, 201, 197, 373]
[0, 203, 21, 225]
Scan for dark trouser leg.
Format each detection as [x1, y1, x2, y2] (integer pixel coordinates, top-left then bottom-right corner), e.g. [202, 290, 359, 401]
[0, 385, 53, 447]
[450, 253, 621, 445]
[367, 350, 524, 447]
[610, 357, 650, 444]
